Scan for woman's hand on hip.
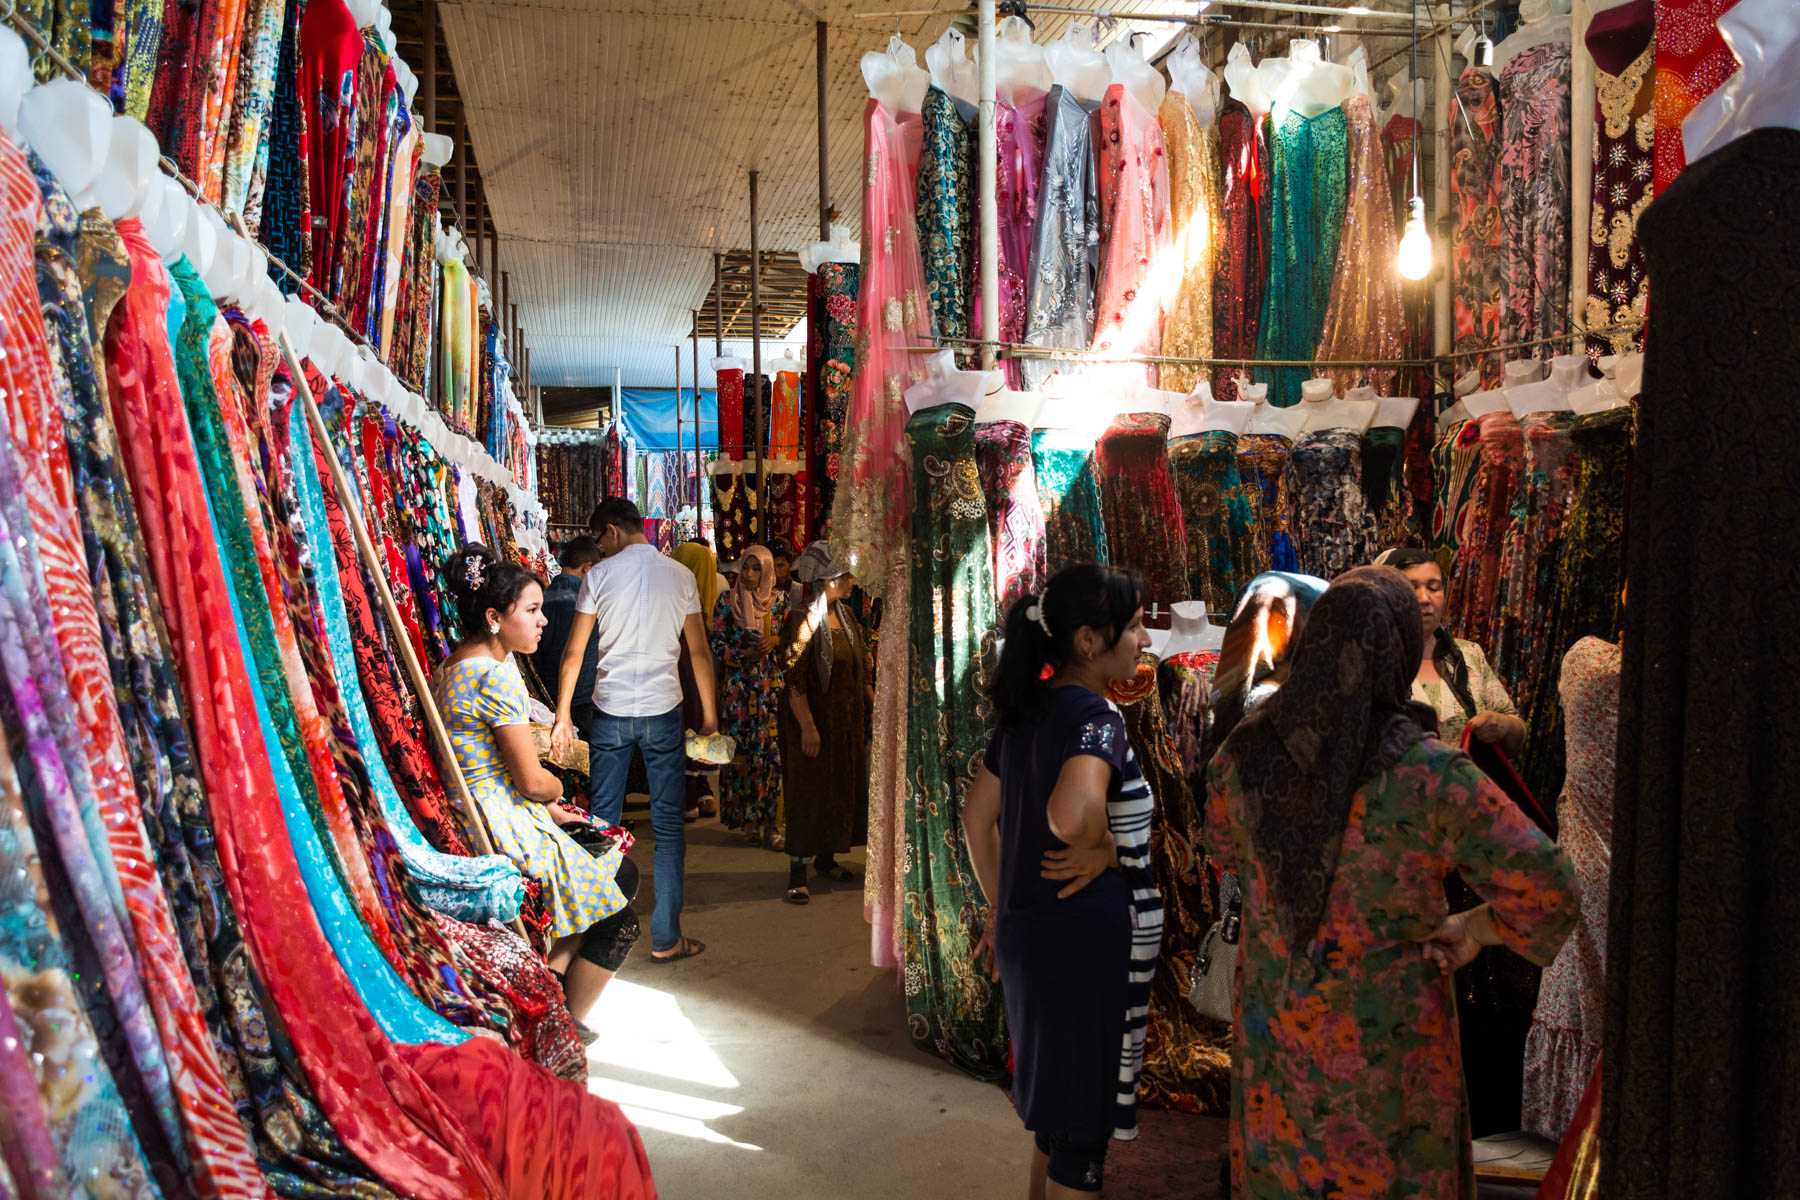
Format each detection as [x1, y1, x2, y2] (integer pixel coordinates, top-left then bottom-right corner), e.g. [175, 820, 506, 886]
[1041, 835, 1117, 900]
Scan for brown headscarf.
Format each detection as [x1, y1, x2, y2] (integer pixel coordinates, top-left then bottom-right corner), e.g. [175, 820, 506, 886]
[1219, 567, 1439, 947]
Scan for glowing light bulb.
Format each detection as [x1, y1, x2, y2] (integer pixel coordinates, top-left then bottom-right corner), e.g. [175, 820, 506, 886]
[1397, 197, 1432, 281]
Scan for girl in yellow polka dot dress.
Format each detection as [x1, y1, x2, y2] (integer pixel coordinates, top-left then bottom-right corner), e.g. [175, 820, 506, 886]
[436, 545, 640, 1027]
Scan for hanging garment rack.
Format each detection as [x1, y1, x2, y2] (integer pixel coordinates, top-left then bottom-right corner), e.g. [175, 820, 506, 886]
[1368, 0, 1494, 71]
[854, 0, 1424, 22]
[1449, 318, 1648, 363]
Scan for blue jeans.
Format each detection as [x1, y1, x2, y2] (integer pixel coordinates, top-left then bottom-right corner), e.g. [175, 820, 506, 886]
[587, 706, 687, 952]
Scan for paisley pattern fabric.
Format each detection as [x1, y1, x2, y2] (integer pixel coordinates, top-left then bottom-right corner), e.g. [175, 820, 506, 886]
[917, 86, 975, 357]
[1235, 433, 1296, 574]
[1211, 101, 1270, 403]
[1444, 412, 1524, 658]
[901, 403, 1007, 1081]
[1096, 411, 1189, 604]
[1168, 431, 1257, 612]
[1157, 91, 1221, 395]
[222, 0, 286, 219]
[1289, 431, 1379, 581]
[1314, 96, 1405, 396]
[1091, 84, 1174, 385]
[830, 99, 931, 598]
[1451, 70, 1506, 386]
[1429, 416, 1485, 576]
[973, 419, 1047, 611]
[1499, 43, 1573, 355]
[1021, 86, 1101, 391]
[1031, 427, 1111, 573]
[1258, 106, 1348, 407]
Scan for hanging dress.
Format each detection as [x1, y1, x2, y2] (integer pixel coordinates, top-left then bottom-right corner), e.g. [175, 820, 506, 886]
[1022, 85, 1102, 391]
[917, 86, 975, 358]
[903, 402, 1008, 1081]
[1158, 89, 1223, 395]
[1451, 68, 1505, 386]
[1257, 105, 1348, 407]
[1289, 429, 1380, 580]
[1091, 84, 1174, 385]
[976, 93, 1048, 387]
[1167, 430, 1258, 611]
[1583, 0, 1654, 361]
[1498, 42, 1573, 355]
[1210, 99, 1270, 402]
[1235, 432, 1297, 574]
[1314, 95, 1405, 395]
[1492, 410, 1581, 701]
[1032, 426, 1112, 573]
[1361, 422, 1415, 546]
[975, 418, 1048, 610]
[1097, 409, 1190, 605]
[1444, 411, 1525, 656]
[710, 590, 792, 847]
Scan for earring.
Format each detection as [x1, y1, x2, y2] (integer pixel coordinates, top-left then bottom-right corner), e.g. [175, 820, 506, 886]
[488, 622, 500, 635]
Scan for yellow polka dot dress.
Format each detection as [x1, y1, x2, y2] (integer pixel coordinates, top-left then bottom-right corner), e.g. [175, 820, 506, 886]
[436, 657, 628, 938]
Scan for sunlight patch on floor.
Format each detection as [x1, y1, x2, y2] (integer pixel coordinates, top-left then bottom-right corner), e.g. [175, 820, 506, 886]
[585, 976, 740, 1089]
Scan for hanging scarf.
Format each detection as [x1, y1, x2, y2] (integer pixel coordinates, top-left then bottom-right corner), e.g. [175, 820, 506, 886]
[727, 543, 776, 631]
[1204, 570, 1328, 761]
[673, 541, 720, 619]
[1219, 568, 1437, 947]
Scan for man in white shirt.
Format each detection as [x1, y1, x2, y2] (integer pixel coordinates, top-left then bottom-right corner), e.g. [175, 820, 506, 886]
[553, 499, 716, 963]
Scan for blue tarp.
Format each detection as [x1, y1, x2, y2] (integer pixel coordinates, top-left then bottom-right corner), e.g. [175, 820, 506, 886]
[619, 388, 719, 453]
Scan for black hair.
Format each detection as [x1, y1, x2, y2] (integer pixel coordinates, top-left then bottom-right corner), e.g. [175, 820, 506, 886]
[768, 540, 794, 562]
[445, 543, 541, 641]
[559, 535, 604, 571]
[589, 497, 644, 535]
[685, 536, 712, 549]
[988, 563, 1143, 728]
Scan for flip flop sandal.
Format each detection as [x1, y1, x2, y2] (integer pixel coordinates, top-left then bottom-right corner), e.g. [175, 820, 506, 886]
[650, 938, 706, 964]
[570, 1018, 600, 1046]
[785, 886, 810, 905]
[814, 860, 856, 882]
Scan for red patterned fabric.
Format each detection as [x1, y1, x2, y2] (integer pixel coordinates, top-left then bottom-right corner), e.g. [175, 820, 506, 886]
[717, 366, 744, 461]
[1096, 411, 1190, 605]
[1652, 0, 1742, 192]
[1211, 99, 1269, 402]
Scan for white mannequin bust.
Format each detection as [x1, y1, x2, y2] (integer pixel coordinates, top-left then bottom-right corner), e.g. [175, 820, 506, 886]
[19, 78, 113, 209]
[1167, 35, 1221, 126]
[1109, 383, 1178, 420]
[282, 295, 317, 360]
[1161, 600, 1225, 657]
[1261, 38, 1354, 123]
[1046, 25, 1112, 105]
[976, 381, 1044, 426]
[181, 196, 217, 277]
[0, 30, 30, 139]
[1243, 380, 1307, 438]
[95, 115, 158, 220]
[1494, 0, 1573, 71]
[863, 36, 931, 114]
[144, 177, 188, 263]
[799, 222, 860, 273]
[990, 16, 1051, 106]
[926, 28, 980, 107]
[904, 349, 994, 414]
[1375, 395, 1422, 430]
[1506, 353, 1588, 415]
[771, 349, 802, 377]
[345, 0, 380, 29]
[1683, 0, 1800, 163]
[206, 228, 248, 301]
[1171, 384, 1256, 439]
[1343, 46, 1374, 103]
[1299, 377, 1377, 434]
[1383, 67, 1420, 123]
[1223, 43, 1272, 119]
[1105, 35, 1166, 114]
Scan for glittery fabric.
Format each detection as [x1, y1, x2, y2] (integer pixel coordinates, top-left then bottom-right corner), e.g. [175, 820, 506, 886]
[973, 418, 1046, 610]
[1451, 70, 1505, 386]
[917, 86, 975, 356]
[811, 260, 858, 510]
[1091, 84, 1174, 385]
[902, 403, 1007, 1081]
[1289, 430, 1380, 581]
[1258, 106, 1347, 407]
[829, 99, 930, 597]
[974, 94, 1046, 388]
[1584, 10, 1654, 362]
[1097, 411, 1189, 604]
[1235, 432, 1296, 574]
[863, 545, 910, 969]
[1158, 91, 1222, 395]
[1314, 96, 1405, 396]
[1360, 424, 1415, 546]
[1499, 43, 1573, 356]
[1030, 426, 1111, 573]
[1211, 100, 1270, 403]
[1651, 0, 1742, 191]
[1168, 430, 1257, 612]
[1021, 86, 1101, 392]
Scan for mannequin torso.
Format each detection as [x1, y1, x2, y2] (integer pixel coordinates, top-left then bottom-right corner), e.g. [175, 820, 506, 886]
[1383, 69, 1421, 124]
[96, 115, 157, 220]
[926, 29, 980, 107]
[1493, 0, 1573, 71]
[1261, 39, 1353, 122]
[905, 349, 995, 414]
[1168, 35, 1221, 126]
[800, 221, 860, 273]
[1161, 601, 1225, 656]
[1505, 353, 1588, 415]
[1171, 382, 1255, 439]
[1106, 37, 1166, 114]
[1376, 395, 1422, 430]
[1223, 43, 1272, 119]
[1046, 26, 1111, 106]
[992, 16, 1052, 105]
[1299, 377, 1377, 434]
[976, 385, 1045, 427]
[863, 37, 931, 113]
[1245, 381, 1307, 438]
[19, 79, 112, 208]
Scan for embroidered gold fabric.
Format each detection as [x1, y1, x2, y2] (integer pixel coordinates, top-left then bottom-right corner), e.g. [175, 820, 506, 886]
[1158, 91, 1223, 394]
[1585, 42, 1653, 360]
[1313, 95, 1405, 393]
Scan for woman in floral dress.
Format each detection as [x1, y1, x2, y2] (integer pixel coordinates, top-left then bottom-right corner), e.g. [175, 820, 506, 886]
[1205, 568, 1576, 1199]
[710, 544, 790, 846]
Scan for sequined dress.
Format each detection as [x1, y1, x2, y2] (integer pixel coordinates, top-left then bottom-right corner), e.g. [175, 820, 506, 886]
[1289, 429, 1380, 580]
[1258, 106, 1348, 406]
[1158, 90, 1223, 394]
[1022, 86, 1101, 391]
[1096, 411, 1189, 604]
[1091, 83, 1174, 384]
[1314, 95, 1405, 396]
[1211, 100, 1270, 403]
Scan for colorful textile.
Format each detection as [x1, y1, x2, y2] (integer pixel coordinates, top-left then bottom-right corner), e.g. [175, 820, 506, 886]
[1451, 70, 1505, 387]
[1289, 430, 1379, 581]
[1158, 91, 1222, 395]
[1211, 101, 1270, 403]
[1258, 106, 1347, 406]
[1168, 431, 1257, 612]
[1584, 3, 1654, 361]
[1444, 412, 1524, 657]
[1428, 416, 1484, 576]
[973, 419, 1047, 611]
[902, 403, 1007, 1080]
[1031, 426, 1111, 573]
[1021, 86, 1101, 391]
[1492, 411, 1580, 703]
[1204, 737, 1576, 1199]
[1361, 423, 1415, 546]
[1651, 0, 1742, 191]
[974, 94, 1046, 388]
[221, 0, 285, 217]
[1314, 96, 1405, 396]
[1097, 411, 1189, 604]
[917, 86, 974, 359]
[1091, 84, 1174, 385]
[710, 591, 791, 845]
[1499, 43, 1573, 355]
[1235, 432, 1295, 574]
[810, 260, 859, 509]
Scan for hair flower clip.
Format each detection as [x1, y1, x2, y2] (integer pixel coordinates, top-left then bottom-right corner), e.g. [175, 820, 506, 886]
[1026, 596, 1053, 639]
[463, 553, 487, 591]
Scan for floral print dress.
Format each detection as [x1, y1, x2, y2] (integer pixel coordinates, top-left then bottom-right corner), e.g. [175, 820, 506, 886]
[1290, 430, 1379, 581]
[711, 591, 791, 846]
[1204, 738, 1577, 1199]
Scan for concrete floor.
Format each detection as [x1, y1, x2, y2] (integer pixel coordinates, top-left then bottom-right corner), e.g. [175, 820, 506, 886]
[584, 817, 1030, 1199]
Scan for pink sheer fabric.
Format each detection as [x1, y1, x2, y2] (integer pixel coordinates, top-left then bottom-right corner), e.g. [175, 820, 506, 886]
[829, 99, 931, 599]
[1091, 83, 1174, 385]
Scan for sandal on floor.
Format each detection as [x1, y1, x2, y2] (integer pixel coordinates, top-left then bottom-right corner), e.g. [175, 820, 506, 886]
[570, 1017, 600, 1046]
[650, 937, 706, 964]
[698, 798, 718, 818]
[683, 807, 699, 823]
[785, 885, 810, 905]
[814, 858, 856, 882]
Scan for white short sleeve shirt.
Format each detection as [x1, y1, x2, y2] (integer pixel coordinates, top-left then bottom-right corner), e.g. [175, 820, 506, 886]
[574, 543, 702, 716]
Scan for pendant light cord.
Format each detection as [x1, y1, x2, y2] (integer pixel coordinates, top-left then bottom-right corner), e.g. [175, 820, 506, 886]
[1410, 0, 1422, 202]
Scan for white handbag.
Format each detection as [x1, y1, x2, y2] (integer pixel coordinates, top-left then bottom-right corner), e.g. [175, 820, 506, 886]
[1187, 873, 1241, 1022]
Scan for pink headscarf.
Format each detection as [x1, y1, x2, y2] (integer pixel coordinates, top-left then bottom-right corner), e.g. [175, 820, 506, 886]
[727, 544, 777, 630]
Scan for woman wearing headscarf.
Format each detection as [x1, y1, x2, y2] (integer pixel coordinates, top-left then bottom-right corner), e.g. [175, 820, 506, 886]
[1203, 568, 1577, 1200]
[775, 542, 871, 903]
[1203, 571, 1330, 763]
[1375, 546, 1526, 754]
[709, 543, 790, 845]
[674, 539, 727, 819]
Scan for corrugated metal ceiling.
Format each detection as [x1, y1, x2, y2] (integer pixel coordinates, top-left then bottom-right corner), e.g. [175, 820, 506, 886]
[435, 0, 1224, 389]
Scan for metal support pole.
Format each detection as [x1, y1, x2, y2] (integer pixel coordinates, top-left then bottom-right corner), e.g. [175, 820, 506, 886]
[977, 0, 999, 371]
[500, 270, 511, 345]
[509, 303, 519, 396]
[712, 251, 725, 356]
[749, 170, 766, 537]
[1432, 25, 1453, 380]
[454, 109, 468, 228]
[691, 309, 702, 511]
[817, 20, 831, 241]
[674, 343, 684, 505]
[1569, 0, 1593, 355]
[474, 177, 486, 282]
[422, 0, 437, 133]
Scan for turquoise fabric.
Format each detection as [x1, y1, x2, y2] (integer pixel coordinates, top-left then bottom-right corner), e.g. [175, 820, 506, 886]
[1257, 106, 1349, 407]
